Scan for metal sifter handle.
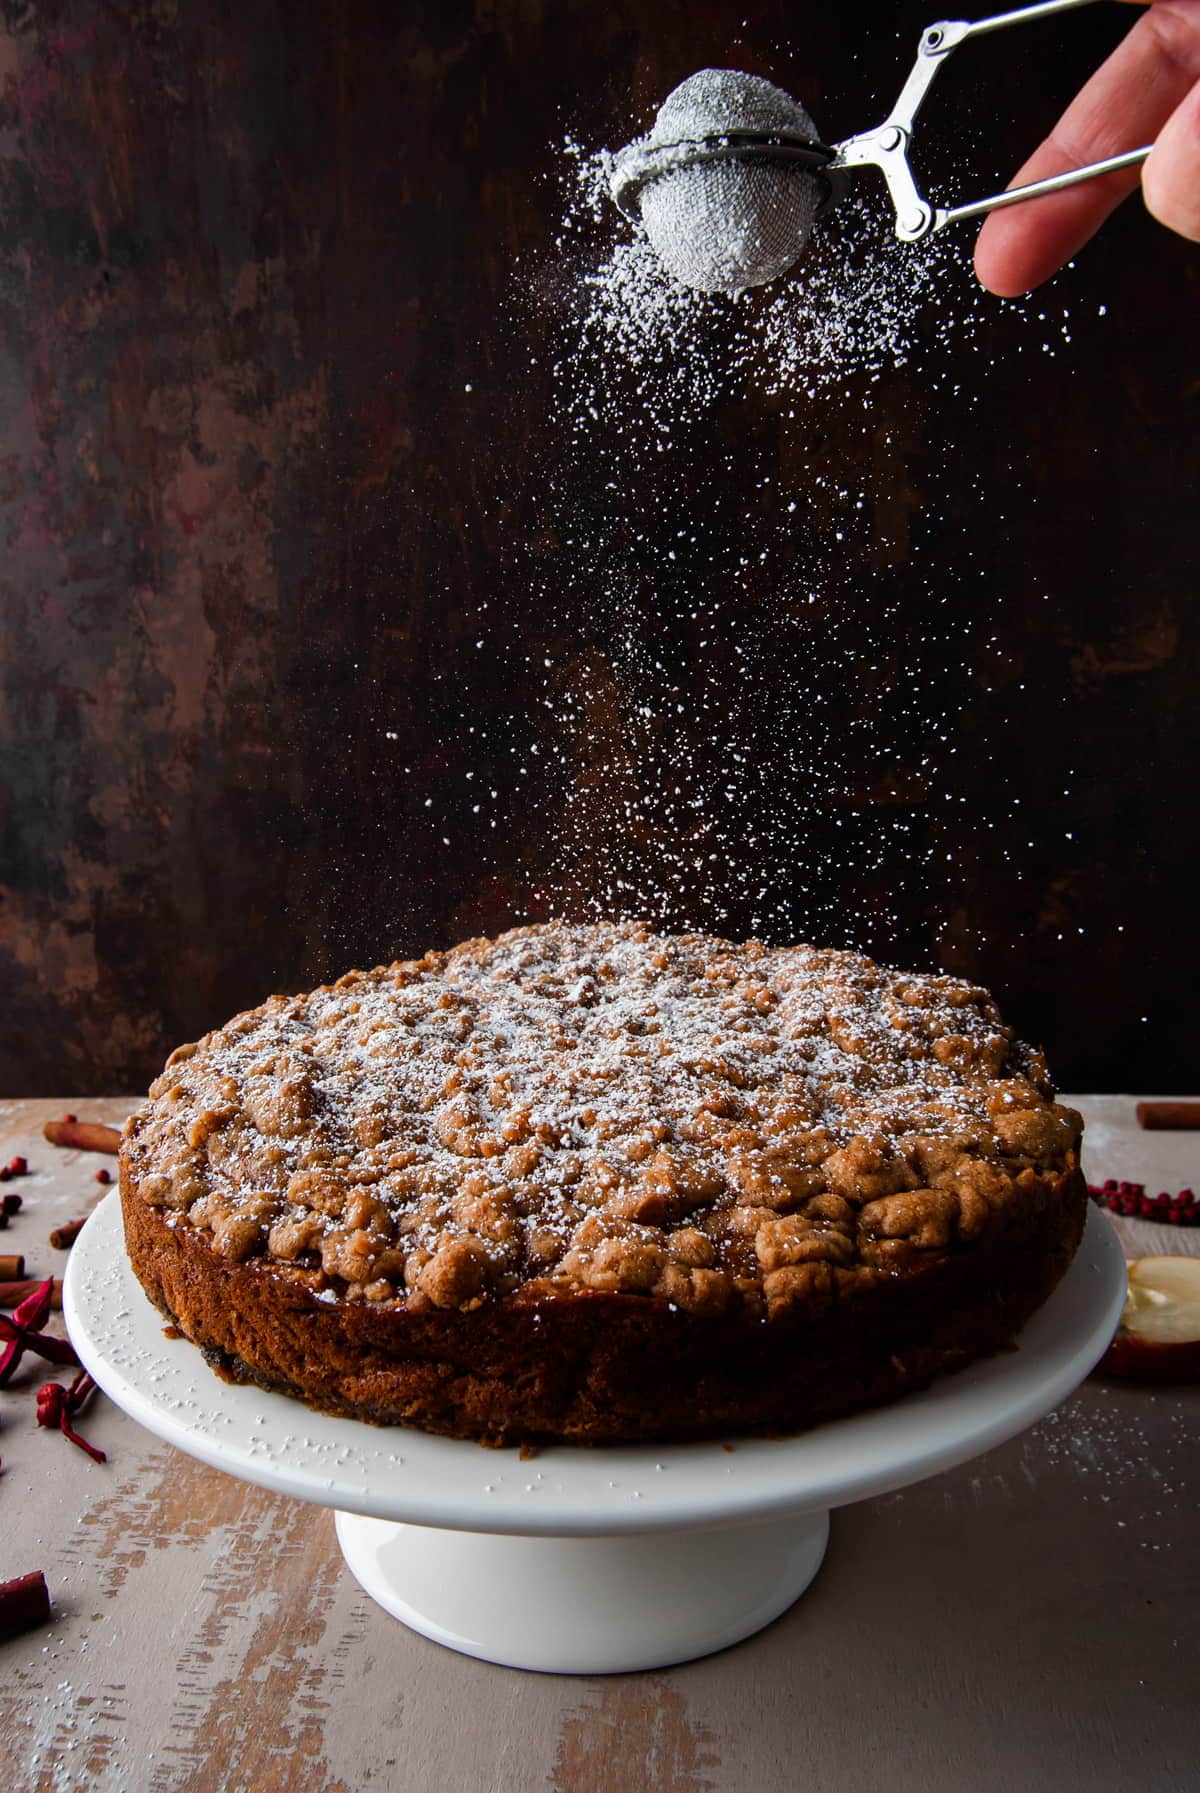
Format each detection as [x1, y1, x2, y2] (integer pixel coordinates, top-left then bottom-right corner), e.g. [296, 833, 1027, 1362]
[832, 0, 1153, 241]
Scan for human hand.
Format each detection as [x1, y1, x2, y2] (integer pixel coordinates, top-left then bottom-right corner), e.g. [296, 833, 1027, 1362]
[974, 1, 1200, 295]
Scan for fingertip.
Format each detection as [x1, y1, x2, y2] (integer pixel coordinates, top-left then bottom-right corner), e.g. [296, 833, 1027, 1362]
[973, 216, 1034, 300]
[1141, 84, 1200, 243]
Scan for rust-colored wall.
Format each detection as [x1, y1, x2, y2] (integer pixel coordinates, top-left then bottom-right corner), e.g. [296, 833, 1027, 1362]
[0, 0, 1196, 1095]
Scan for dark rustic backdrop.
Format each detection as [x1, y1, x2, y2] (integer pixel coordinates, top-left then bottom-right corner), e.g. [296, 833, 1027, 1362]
[0, 0, 1196, 1096]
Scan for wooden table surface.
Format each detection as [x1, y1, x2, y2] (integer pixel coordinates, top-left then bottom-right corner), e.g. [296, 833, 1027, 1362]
[1, 1095, 1195, 1793]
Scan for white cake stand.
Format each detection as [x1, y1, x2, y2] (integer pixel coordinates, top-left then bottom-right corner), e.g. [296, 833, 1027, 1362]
[65, 1196, 1125, 1674]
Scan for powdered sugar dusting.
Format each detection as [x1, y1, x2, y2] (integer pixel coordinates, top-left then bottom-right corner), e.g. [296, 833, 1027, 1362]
[553, 137, 1040, 423]
[457, 132, 1090, 951]
[127, 921, 1072, 1314]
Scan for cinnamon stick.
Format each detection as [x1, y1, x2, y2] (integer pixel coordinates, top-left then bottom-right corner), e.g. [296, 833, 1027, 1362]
[0, 1279, 62, 1309]
[0, 1571, 51, 1641]
[1136, 1101, 1200, 1132]
[49, 1217, 87, 1250]
[42, 1119, 120, 1155]
[0, 1253, 25, 1281]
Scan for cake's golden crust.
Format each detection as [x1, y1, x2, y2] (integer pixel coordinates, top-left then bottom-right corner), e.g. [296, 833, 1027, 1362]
[119, 921, 1088, 1444]
[121, 1163, 1085, 1444]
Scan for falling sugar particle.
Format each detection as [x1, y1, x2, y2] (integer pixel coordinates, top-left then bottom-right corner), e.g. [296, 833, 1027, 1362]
[438, 126, 1092, 959]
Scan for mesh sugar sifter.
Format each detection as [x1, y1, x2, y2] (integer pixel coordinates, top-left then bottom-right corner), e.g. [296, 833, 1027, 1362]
[608, 0, 1154, 292]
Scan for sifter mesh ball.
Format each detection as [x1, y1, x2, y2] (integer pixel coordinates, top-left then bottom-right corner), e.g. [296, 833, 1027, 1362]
[639, 162, 822, 294]
[613, 70, 826, 295]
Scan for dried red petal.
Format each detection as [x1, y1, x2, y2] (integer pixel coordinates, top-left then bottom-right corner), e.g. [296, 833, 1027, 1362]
[12, 1278, 54, 1332]
[0, 1280, 79, 1385]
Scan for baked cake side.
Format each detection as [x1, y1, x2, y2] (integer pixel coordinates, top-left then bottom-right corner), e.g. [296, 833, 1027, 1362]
[120, 922, 1087, 1444]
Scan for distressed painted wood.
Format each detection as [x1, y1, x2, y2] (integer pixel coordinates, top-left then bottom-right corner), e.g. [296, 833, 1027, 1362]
[0, 1095, 1196, 1792]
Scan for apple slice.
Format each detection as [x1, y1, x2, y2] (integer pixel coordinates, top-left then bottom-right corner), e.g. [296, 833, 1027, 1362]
[1099, 1256, 1200, 1382]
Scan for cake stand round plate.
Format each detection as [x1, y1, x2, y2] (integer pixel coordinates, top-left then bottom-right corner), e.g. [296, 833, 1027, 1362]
[65, 1196, 1124, 1674]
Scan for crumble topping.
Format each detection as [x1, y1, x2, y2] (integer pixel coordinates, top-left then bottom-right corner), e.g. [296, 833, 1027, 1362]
[123, 922, 1082, 1318]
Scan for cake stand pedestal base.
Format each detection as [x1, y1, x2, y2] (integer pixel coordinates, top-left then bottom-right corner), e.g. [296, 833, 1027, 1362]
[334, 1508, 831, 1673]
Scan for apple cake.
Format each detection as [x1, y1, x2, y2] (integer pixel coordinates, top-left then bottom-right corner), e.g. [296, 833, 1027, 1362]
[120, 921, 1086, 1444]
